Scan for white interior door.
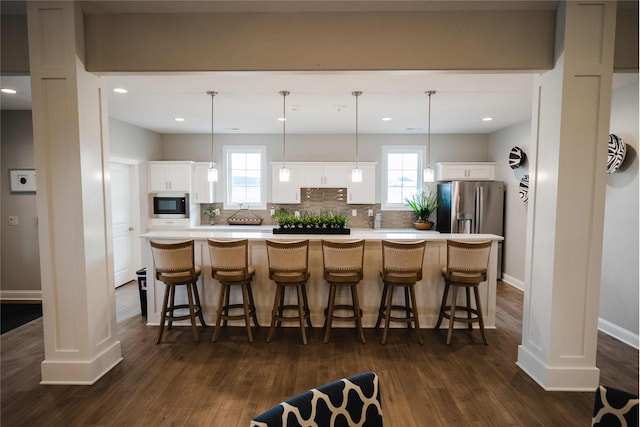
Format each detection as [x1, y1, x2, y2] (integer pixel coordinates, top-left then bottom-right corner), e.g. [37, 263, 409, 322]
[111, 163, 135, 287]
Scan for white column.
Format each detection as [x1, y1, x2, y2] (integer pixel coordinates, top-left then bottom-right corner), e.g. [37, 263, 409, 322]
[27, 1, 122, 384]
[517, 1, 616, 391]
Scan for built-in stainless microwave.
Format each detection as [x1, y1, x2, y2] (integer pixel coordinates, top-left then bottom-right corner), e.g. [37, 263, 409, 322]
[152, 195, 187, 218]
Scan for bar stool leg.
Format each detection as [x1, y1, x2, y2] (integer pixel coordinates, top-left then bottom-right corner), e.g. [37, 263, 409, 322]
[435, 282, 450, 330]
[186, 283, 199, 342]
[212, 284, 227, 343]
[276, 287, 285, 328]
[267, 285, 282, 343]
[474, 286, 488, 345]
[192, 283, 206, 327]
[465, 287, 473, 330]
[351, 285, 366, 344]
[446, 285, 458, 345]
[157, 284, 171, 344]
[301, 285, 313, 330]
[382, 284, 394, 345]
[247, 283, 260, 328]
[409, 285, 424, 345]
[375, 283, 389, 330]
[323, 284, 337, 344]
[241, 283, 254, 343]
[404, 287, 411, 329]
[296, 285, 308, 346]
[167, 285, 176, 329]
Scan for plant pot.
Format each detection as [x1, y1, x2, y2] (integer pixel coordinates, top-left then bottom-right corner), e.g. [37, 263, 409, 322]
[412, 221, 434, 230]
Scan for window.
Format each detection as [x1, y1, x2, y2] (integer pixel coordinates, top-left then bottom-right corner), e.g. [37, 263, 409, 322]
[382, 146, 424, 210]
[224, 146, 266, 209]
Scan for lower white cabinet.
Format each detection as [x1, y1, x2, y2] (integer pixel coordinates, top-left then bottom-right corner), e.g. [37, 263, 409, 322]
[436, 162, 496, 181]
[149, 218, 191, 228]
[271, 162, 300, 204]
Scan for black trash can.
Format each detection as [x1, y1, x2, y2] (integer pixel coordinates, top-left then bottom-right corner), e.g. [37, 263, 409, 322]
[136, 267, 147, 317]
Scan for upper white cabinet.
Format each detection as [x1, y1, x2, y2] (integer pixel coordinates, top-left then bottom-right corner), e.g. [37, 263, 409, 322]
[192, 162, 214, 203]
[148, 161, 192, 192]
[300, 163, 348, 188]
[436, 162, 495, 181]
[271, 162, 301, 204]
[347, 163, 376, 204]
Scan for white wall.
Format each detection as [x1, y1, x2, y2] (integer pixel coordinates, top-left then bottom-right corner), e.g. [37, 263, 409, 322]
[599, 80, 639, 341]
[0, 110, 41, 299]
[488, 120, 531, 289]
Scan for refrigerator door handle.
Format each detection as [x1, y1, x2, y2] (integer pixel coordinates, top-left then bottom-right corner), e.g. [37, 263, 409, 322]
[475, 186, 482, 234]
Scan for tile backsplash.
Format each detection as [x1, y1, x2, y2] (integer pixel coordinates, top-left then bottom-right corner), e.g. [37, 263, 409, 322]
[200, 187, 419, 229]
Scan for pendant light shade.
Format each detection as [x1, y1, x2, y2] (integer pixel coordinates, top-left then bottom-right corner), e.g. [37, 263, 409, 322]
[279, 90, 290, 182]
[423, 90, 436, 183]
[351, 91, 363, 183]
[207, 91, 219, 182]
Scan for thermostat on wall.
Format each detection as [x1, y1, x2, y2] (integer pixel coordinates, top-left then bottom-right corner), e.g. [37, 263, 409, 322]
[10, 169, 37, 193]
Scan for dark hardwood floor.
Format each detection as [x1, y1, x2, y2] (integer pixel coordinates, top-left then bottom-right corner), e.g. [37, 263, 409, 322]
[1, 281, 637, 426]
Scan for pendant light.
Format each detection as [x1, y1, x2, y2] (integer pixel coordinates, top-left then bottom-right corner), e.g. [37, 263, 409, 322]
[423, 90, 436, 183]
[207, 90, 219, 182]
[351, 91, 363, 183]
[279, 90, 290, 182]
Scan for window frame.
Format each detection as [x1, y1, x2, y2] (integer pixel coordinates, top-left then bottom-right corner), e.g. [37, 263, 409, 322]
[223, 145, 267, 210]
[381, 146, 425, 211]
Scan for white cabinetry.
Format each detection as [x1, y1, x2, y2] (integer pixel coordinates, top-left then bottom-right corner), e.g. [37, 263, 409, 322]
[300, 163, 347, 188]
[435, 162, 495, 181]
[192, 163, 214, 203]
[148, 161, 192, 192]
[271, 162, 300, 203]
[347, 163, 376, 204]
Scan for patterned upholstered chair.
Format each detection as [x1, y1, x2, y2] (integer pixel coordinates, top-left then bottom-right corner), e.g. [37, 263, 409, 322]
[592, 385, 639, 427]
[250, 371, 383, 427]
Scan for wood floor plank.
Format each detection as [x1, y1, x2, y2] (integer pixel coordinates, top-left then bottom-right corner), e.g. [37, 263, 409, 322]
[1, 281, 637, 427]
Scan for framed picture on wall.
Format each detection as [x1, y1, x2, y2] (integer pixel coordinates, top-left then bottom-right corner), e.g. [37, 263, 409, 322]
[9, 169, 36, 193]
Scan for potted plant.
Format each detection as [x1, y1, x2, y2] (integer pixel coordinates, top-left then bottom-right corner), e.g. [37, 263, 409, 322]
[203, 208, 217, 225]
[405, 186, 438, 230]
[272, 209, 350, 234]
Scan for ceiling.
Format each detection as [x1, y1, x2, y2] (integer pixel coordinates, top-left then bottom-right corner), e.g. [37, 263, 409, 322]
[2, 72, 637, 135]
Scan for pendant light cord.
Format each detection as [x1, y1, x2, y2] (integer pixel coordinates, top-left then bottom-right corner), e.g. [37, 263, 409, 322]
[426, 90, 435, 168]
[207, 91, 217, 166]
[352, 91, 362, 168]
[280, 91, 289, 167]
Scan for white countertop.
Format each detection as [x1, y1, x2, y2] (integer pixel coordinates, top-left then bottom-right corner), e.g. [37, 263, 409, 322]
[140, 225, 503, 242]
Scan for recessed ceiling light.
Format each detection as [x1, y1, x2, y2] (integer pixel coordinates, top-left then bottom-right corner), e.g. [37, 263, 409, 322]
[382, 117, 392, 122]
[482, 117, 493, 122]
[1, 88, 17, 94]
[113, 88, 128, 94]
[174, 117, 185, 122]
[278, 117, 286, 121]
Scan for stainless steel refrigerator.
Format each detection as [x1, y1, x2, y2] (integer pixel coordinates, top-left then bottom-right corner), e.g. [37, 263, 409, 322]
[436, 181, 505, 277]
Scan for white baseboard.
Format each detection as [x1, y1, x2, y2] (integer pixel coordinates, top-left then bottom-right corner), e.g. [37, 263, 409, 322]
[598, 317, 639, 349]
[0, 290, 42, 302]
[501, 274, 524, 291]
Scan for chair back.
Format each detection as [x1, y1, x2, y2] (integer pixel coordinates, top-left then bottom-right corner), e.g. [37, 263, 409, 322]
[150, 240, 197, 281]
[445, 240, 492, 283]
[208, 239, 250, 277]
[321, 239, 365, 279]
[381, 240, 426, 282]
[250, 371, 383, 427]
[266, 240, 309, 277]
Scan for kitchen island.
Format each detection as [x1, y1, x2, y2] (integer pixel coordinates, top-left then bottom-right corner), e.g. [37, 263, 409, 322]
[139, 227, 503, 331]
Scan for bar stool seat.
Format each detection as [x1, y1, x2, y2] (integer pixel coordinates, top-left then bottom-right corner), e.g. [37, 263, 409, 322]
[321, 239, 366, 344]
[150, 240, 206, 344]
[266, 240, 312, 345]
[435, 239, 492, 345]
[374, 240, 426, 345]
[208, 239, 259, 343]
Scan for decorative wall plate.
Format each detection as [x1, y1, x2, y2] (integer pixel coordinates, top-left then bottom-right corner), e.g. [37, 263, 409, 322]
[519, 175, 529, 203]
[607, 134, 626, 174]
[509, 146, 527, 169]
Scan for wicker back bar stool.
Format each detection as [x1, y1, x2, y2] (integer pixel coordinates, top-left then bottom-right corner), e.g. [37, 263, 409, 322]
[208, 239, 259, 343]
[375, 240, 426, 345]
[435, 239, 492, 345]
[265, 239, 312, 345]
[321, 239, 366, 344]
[150, 240, 206, 343]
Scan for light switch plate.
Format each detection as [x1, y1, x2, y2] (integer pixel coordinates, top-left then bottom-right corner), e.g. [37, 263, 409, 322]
[352, 209, 357, 217]
[8, 216, 19, 226]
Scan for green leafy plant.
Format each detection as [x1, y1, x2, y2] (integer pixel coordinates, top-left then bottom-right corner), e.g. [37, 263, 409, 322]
[203, 208, 217, 219]
[405, 186, 438, 223]
[272, 209, 348, 229]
